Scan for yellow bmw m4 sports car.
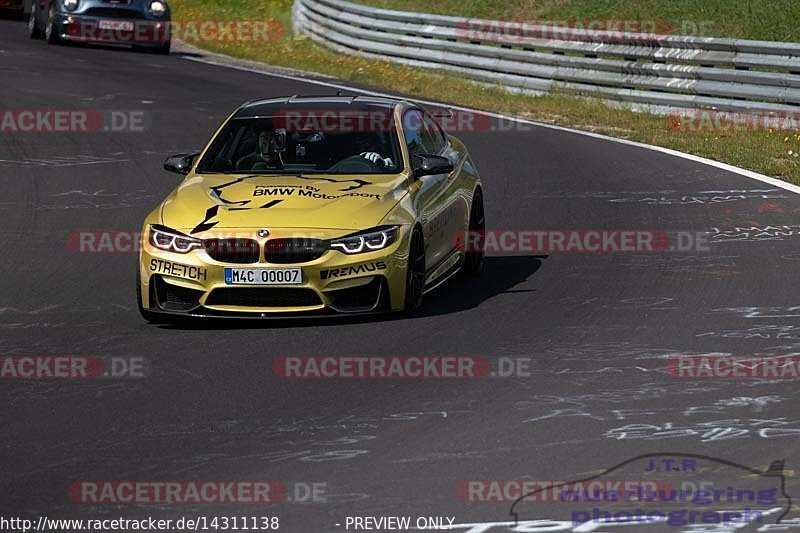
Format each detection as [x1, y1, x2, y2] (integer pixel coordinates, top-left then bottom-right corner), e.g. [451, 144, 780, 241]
[137, 95, 485, 321]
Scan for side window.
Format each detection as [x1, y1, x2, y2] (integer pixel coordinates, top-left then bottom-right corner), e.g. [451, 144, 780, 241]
[423, 114, 447, 154]
[402, 109, 437, 157]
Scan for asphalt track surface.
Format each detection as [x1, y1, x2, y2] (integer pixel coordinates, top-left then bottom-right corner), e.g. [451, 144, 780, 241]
[2, 17, 800, 533]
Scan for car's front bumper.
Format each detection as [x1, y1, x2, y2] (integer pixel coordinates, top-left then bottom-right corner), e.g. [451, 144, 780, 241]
[55, 13, 170, 47]
[138, 226, 411, 318]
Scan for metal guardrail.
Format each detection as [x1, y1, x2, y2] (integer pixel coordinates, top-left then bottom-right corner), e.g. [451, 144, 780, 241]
[292, 0, 800, 116]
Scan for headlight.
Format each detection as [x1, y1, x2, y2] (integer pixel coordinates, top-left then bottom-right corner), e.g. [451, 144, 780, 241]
[64, 0, 79, 11]
[330, 226, 399, 255]
[149, 0, 167, 16]
[149, 225, 202, 254]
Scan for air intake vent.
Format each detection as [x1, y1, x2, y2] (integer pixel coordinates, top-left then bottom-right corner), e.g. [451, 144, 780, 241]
[206, 288, 322, 308]
[264, 238, 328, 264]
[204, 238, 260, 264]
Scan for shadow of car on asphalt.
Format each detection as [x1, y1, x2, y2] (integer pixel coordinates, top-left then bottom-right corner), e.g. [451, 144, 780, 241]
[155, 255, 547, 330]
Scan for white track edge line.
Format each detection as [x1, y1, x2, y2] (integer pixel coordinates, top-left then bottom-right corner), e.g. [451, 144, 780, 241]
[183, 55, 800, 196]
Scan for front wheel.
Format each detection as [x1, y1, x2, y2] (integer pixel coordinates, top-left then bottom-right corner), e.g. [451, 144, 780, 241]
[462, 190, 485, 276]
[403, 229, 425, 313]
[28, 2, 43, 39]
[45, 4, 61, 44]
[133, 41, 171, 55]
[154, 40, 171, 55]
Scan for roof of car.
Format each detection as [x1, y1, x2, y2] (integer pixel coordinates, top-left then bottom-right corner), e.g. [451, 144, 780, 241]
[236, 95, 405, 117]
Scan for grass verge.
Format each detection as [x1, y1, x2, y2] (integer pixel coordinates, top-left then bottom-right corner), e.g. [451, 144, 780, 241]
[171, 0, 800, 184]
[355, 0, 800, 42]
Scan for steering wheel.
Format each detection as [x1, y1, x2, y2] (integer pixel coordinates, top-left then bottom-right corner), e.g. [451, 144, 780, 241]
[327, 155, 380, 173]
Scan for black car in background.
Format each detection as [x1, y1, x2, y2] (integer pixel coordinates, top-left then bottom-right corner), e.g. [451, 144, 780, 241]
[1, 0, 25, 15]
[28, 0, 171, 54]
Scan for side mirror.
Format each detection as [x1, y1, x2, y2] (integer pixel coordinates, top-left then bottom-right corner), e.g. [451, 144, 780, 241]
[164, 153, 199, 175]
[412, 154, 454, 178]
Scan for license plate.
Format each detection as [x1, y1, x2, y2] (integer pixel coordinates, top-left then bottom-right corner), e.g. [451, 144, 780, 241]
[224, 268, 302, 285]
[98, 20, 134, 31]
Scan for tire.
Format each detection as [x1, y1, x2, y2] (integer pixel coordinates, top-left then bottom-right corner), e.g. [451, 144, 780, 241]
[154, 40, 171, 55]
[133, 41, 170, 55]
[28, 2, 43, 39]
[403, 228, 425, 313]
[45, 4, 60, 44]
[462, 190, 485, 276]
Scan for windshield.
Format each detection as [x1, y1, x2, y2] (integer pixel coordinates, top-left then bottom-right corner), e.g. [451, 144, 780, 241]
[196, 116, 403, 175]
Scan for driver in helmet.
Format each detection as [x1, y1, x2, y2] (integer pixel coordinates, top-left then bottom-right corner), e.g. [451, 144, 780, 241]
[236, 129, 282, 171]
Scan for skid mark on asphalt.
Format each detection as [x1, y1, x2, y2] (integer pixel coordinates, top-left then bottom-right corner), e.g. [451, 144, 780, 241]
[608, 189, 789, 205]
[711, 224, 800, 241]
[711, 307, 800, 319]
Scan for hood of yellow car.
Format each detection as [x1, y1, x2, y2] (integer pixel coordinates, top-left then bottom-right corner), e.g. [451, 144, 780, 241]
[160, 173, 410, 233]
